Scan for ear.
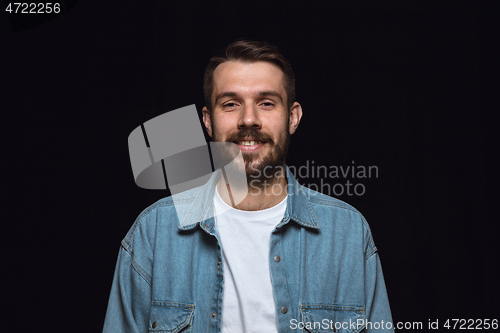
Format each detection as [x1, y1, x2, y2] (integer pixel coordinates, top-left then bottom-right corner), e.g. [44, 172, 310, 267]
[202, 106, 213, 137]
[288, 102, 303, 135]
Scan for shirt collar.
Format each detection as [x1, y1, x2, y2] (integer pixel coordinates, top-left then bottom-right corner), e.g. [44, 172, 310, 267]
[176, 165, 320, 232]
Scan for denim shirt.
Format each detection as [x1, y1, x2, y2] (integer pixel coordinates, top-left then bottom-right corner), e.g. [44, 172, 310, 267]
[103, 167, 394, 333]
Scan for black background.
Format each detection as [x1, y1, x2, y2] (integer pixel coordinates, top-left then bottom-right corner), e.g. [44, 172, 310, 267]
[2, 1, 497, 332]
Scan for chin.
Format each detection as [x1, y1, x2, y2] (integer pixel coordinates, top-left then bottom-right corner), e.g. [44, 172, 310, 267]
[245, 161, 264, 176]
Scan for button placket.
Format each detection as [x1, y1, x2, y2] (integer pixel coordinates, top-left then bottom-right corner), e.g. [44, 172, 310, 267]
[269, 229, 293, 330]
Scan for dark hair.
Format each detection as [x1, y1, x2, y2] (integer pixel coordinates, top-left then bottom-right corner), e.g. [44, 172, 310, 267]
[203, 39, 295, 112]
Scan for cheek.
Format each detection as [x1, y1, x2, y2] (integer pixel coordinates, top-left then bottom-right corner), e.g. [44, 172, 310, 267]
[273, 117, 290, 136]
[211, 119, 232, 141]
[263, 112, 287, 128]
[213, 113, 238, 131]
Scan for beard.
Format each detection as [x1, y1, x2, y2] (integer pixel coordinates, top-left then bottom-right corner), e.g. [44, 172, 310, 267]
[212, 127, 290, 187]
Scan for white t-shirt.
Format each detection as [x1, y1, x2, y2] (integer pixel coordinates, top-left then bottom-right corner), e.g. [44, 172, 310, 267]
[214, 187, 287, 333]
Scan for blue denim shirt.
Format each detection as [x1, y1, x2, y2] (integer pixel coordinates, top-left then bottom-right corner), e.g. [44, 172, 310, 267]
[103, 167, 394, 333]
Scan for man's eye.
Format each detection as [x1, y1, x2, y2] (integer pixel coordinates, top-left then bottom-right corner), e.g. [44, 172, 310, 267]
[223, 102, 237, 108]
[261, 102, 274, 107]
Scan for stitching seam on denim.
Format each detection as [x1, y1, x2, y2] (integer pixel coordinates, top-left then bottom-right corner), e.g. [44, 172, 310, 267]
[309, 197, 360, 214]
[300, 304, 365, 311]
[365, 247, 378, 260]
[129, 252, 152, 286]
[151, 301, 195, 308]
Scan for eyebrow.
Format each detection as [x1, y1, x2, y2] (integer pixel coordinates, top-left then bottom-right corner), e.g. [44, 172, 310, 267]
[214, 90, 284, 104]
[215, 92, 238, 104]
[258, 90, 284, 104]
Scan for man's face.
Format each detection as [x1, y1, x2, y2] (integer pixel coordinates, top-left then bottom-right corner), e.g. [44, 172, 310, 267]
[203, 61, 301, 180]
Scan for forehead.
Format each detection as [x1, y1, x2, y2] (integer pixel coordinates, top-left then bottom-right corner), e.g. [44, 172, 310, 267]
[212, 61, 285, 98]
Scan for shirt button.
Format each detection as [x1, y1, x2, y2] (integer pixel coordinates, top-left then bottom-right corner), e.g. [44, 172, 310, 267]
[152, 321, 157, 329]
[274, 255, 281, 262]
[217, 260, 221, 266]
[212, 312, 217, 318]
[281, 306, 288, 314]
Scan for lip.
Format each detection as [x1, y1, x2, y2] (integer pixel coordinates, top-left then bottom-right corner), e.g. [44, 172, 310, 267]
[235, 141, 265, 152]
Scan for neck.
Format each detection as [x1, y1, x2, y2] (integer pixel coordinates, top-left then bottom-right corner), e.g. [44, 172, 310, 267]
[216, 165, 288, 211]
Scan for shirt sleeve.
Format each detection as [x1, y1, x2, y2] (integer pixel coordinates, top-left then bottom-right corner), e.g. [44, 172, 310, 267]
[102, 246, 152, 333]
[364, 251, 394, 332]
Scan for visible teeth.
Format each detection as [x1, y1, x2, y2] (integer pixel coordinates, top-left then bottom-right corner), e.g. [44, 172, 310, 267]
[238, 141, 259, 146]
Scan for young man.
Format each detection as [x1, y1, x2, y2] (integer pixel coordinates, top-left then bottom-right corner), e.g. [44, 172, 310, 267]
[103, 40, 394, 333]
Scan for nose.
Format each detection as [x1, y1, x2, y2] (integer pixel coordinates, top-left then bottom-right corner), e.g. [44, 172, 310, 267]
[237, 104, 262, 129]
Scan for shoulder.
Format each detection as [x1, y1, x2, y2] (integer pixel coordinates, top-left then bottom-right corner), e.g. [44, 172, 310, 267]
[304, 186, 362, 214]
[300, 185, 365, 222]
[301, 185, 378, 258]
[121, 185, 202, 253]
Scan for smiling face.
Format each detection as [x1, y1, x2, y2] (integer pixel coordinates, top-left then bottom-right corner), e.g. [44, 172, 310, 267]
[202, 60, 302, 181]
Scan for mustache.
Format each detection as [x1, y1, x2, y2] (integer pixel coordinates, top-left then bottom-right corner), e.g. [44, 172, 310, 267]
[226, 129, 275, 145]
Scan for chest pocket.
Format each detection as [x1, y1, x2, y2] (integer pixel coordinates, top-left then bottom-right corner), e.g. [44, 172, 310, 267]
[300, 304, 366, 333]
[149, 302, 194, 333]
